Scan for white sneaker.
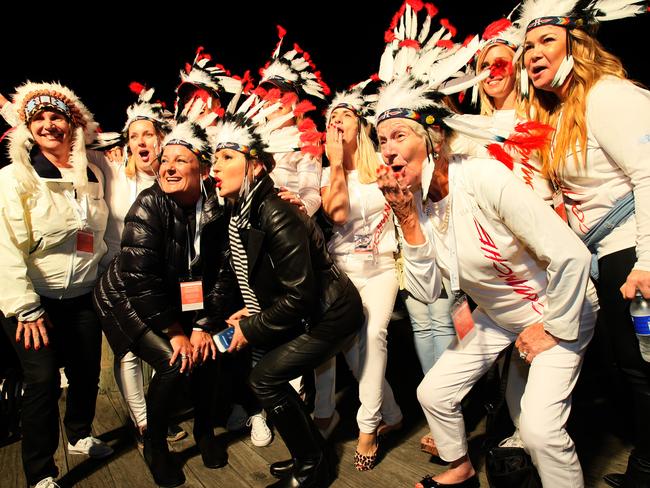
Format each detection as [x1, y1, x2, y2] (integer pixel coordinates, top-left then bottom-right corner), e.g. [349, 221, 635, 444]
[226, 403, 248, 432]
[67, 436, 114, 459]
[34, 477, 60, 488]
[247, 413, 273, 447]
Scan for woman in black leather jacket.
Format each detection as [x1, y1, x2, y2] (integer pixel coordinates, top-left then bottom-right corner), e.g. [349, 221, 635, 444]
[93, 118, 240, 488]
[212, 116, 364, 488]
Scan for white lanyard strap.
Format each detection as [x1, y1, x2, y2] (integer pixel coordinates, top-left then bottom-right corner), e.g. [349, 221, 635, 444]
[187, 196, 203, 271]
[65, 190, 89, 229]
[447, 157, 461, 294]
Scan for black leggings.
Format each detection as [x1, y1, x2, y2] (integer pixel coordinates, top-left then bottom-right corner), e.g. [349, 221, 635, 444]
[131, 328, 220, 444]
[2, 294, 102, 485]
[598, 247, 650, 459]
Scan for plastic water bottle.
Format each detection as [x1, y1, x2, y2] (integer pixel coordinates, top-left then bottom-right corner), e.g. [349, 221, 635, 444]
[631, 291, 650, 362]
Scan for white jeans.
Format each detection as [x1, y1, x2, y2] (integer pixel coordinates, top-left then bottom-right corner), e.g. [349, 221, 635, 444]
[114, 351, 147, 429]
[417, 295, 597, 488]
[314, 254, 403, 432]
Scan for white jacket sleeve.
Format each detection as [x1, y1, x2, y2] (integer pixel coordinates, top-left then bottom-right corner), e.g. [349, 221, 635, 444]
[0, 171, 43, 320]
[468, 159, 591, 341]
[295, 153, 323, 217]
[587, 78, 650, 271]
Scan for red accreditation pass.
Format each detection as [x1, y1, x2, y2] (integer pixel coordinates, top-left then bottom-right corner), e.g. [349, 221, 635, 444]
[76, 230, 94, 254]
[451, 294, 475, 343]
[180, 280, 204, 312]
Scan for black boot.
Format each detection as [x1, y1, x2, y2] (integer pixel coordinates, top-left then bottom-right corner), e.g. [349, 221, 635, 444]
[270, 458, 295, 478]
[265, 396, 335, 487]
[266, 455, 332, 488]
[143, 435, 185, 488]
[195, 433, 228, 469]
[623, 450, 650, 488]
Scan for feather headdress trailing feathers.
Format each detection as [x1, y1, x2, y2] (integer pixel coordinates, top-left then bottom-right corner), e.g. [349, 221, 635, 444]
[175, 46, 244, 117]
[515, 0, 647, 95]
[8, 81, 98, 192]
[258, 25, 330, 101]
[372, 1, 554, 195]
[325, 77, 379, 125]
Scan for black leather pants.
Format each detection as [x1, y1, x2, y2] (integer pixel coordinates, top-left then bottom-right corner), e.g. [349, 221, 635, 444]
[132, 328, 220, 445]
[249, 280, 363, 461]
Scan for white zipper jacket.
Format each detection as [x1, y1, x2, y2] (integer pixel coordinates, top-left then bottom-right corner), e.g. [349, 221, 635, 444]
[0, 154, 108, 321]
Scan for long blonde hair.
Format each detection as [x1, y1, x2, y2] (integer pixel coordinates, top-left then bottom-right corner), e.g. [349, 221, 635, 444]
[522, 28, 626, 181]
[356, 121, 382, 184]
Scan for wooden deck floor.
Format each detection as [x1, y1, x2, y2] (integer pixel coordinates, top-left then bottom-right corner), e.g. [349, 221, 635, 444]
[0, 317, 634, 487]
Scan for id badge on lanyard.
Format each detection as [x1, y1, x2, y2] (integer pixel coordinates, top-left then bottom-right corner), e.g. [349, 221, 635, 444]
[180, 197, 204, 312]
[180, 278, 204, 311]
[451, 293, 476, 344]
[67, 190, 94, 255]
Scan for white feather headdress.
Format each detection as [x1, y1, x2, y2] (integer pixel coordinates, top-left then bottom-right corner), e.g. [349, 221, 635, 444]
[372, 2, 554, 198]
[162, 102, 219, 166]
[258, 25, 330, 101]
[8, 81, 99, 193]
[326, 78, 379, 125]
[175, 46, 244, 117]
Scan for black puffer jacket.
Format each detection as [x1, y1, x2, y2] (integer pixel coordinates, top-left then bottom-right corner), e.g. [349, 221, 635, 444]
[237, 175, 360, 348]
[93, 177, 241, 357]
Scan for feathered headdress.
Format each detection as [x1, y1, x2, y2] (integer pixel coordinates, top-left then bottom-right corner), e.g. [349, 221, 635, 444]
[325, 77, 379, 125]
[162, 103, 219, 166]
[211, 89, 323, 197]
[373, 1, 552, 198]
[515, 0, 647, 95]
[8, 81, 99, 192]
[258, 25, 330, 101]
[92, 82, 173, 151]
[175, 46, 244, 117]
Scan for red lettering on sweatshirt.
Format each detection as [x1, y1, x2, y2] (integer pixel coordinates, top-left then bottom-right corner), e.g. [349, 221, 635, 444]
[474, 218, 543, 316]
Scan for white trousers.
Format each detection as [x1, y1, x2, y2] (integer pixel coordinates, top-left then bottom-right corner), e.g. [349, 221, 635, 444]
[417, 296, 597, 488]
[114, 351, 147, 429]
[314, 255, 403, 432]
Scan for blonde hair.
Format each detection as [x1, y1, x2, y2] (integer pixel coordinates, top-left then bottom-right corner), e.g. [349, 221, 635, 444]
[356, 121, 381, 184]
[476, 44, 526, 118]
[522, 29, 626, 180]
[124, 121, 165, 179]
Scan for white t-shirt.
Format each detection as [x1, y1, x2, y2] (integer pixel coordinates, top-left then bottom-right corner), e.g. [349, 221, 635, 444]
[270, 151, 323, 217]
[556, 76, 650, 270]
[405, 155, 597, 341]
[321, 167, 397, 257]
[88, 151, 157, 270]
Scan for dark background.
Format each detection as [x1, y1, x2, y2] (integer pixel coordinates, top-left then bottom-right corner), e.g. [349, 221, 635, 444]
[1, 1, 647, 142]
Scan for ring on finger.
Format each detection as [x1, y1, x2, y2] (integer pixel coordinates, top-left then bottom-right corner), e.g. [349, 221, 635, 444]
[519, 350, 528, 360]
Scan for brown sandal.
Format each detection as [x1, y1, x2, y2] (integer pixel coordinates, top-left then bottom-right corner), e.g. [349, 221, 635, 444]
[420, 434, 439, 457]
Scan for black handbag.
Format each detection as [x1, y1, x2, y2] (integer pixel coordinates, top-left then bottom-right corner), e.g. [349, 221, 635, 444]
[484, 345, 542, 488]
[486, 446, 542, 488]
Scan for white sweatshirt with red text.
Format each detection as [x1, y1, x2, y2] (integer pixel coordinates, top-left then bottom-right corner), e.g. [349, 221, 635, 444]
[403, 155, 597, 341]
